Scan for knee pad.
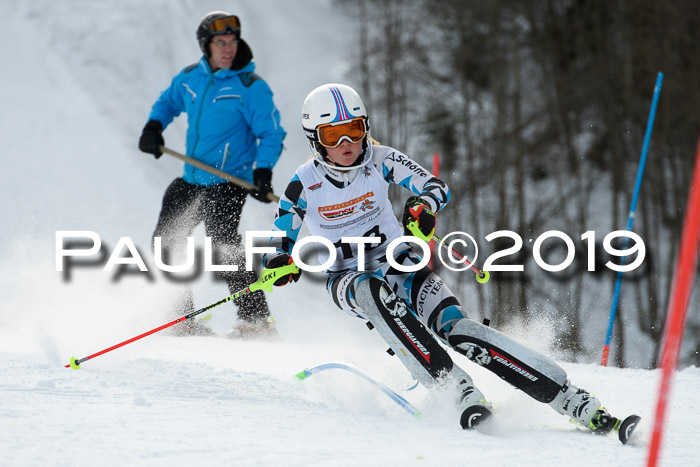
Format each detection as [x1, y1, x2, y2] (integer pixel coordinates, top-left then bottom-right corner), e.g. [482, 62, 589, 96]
[326, 270, 372, 317]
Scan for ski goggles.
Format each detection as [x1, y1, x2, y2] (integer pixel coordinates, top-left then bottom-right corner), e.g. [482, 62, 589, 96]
[316, 118, 367, 148]
[209, 15, 241, 35]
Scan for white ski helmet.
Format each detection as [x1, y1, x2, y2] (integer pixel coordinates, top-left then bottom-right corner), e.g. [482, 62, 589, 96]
[301, 83, 372, 171]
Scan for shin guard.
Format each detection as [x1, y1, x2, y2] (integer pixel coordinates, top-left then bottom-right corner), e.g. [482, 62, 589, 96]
[448, 319, 567, 403]
[355, 276, 456, 387]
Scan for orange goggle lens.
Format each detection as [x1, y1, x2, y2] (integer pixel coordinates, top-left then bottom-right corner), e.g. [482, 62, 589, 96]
[209, 16, 241, 33]
[317, 118, 366, 148]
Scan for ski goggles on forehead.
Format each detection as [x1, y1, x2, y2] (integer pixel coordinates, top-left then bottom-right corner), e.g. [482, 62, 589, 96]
[209, 15, 241, 34]
[316, 118, 367, 148]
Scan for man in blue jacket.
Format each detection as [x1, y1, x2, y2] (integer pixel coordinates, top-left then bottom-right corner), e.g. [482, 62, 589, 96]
[138, 11, 286, 337]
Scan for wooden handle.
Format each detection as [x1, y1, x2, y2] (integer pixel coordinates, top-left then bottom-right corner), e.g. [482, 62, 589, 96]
[159, 146, 280, 202]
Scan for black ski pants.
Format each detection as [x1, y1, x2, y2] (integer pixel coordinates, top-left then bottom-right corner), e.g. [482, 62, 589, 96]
[152, 177, 269, 323]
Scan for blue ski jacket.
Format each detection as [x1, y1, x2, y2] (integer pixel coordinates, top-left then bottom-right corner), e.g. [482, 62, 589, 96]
[148, 57, 286, 186]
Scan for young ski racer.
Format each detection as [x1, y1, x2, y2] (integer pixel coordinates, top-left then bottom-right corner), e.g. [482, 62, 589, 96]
[262, 83, 639, 441]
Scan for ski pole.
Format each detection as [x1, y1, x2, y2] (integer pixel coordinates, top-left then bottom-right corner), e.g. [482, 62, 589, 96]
[65, 264, 299, 369]
[432, 233, 490, 284]
[159, 146, 280, 203]
[406, 214, 489, 283]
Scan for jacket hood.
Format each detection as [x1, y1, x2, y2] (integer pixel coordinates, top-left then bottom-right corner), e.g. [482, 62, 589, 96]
[232, 38, 253, 70]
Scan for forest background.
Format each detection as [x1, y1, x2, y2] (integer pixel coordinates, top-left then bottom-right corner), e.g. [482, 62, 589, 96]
[338, 0, 700, 369]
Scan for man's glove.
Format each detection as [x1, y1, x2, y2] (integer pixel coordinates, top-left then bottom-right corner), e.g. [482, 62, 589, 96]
[402, 196, 436, 241]
[265, 253, 301, 286]
[138, 120, 164, 158]
[249, 168, 273, 203]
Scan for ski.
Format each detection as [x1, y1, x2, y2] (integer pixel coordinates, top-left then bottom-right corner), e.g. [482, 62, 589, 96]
[294, 361, 421, 418]
[617, 414, 641, 445]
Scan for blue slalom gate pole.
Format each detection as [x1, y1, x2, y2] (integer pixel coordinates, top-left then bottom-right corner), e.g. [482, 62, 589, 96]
[601, 72, 664, 366]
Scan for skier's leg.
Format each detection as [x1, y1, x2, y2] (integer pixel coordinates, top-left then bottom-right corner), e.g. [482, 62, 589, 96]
[152, 179, 210, 336]
[447, 316, 619, 430]
[152, 178, 202, 252]
[381, 246, 614, 431]
[377, 245, 469, 341]
[204, 183, 272, 333]
[327, 270, 450, 384]
[447, 318, 567, 401]
[326, 270, 490, 428]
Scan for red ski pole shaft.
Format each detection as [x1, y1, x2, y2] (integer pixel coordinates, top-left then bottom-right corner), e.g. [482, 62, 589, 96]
[65, 290, 246, 369]
[65, 264, 299, 369]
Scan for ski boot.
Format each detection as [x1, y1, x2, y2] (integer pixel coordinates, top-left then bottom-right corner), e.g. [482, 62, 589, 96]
[590, 408, 642, 445]
[164, 293, 214, 337]
[589, 407, 619, 433]
[550, 383, 641, 444]
[226, 316, 279, 340]
[456, 379, 492, 429]
[177, 318, 214, 336]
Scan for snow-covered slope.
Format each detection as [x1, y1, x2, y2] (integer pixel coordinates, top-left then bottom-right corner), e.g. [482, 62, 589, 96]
[0, 1, 697, 466]
[2, 342, 699, 466]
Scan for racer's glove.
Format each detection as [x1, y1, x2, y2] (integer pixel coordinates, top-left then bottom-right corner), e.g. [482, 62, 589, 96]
[402, 196, 436, 242]
[265, 254, 301, 286]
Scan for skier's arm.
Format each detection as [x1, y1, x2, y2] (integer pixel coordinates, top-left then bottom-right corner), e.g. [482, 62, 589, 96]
[263, 173, 307, 265]
[378, 149, 449, 240]
[379, 149, 450, 213]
